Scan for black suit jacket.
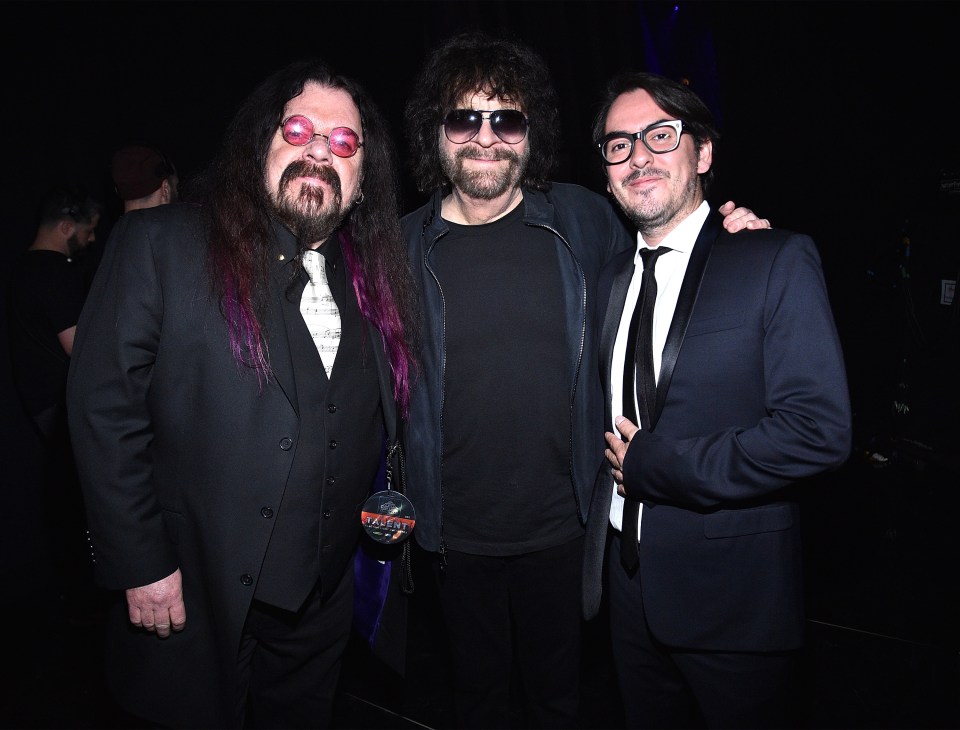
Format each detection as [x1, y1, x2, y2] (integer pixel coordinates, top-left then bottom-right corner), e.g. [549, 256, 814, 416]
[67, 203, 400, 726]
[583, 211, 852, 652]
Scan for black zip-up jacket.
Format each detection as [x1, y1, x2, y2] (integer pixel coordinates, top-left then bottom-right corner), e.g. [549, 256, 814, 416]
[401, 183, 634, 555]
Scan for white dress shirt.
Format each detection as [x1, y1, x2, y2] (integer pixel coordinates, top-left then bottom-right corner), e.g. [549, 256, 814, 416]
[609, 200, 710, 535]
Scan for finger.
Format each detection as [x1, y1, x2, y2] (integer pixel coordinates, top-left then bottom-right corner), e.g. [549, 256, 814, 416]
[155, 621, 172, 639]
[747, 218, 771, 230]
[605, 448, 620, 468]
[717, 200, 735, 215]
[143, 608, 162, 633]
[614, 415, 639, 440]
[169, 601, 187, 632]
[605, 431, 622, 450]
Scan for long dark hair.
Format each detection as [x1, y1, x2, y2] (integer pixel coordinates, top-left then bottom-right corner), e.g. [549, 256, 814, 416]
[404, 31, 560, 194]
[196, 58, 418, 414]
[591, 71, 720, 195]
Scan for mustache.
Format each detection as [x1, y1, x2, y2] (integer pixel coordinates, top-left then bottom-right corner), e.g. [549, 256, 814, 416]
[455, 147, 518, 163]
[622, 168, 670, 186]
[280, 160, 342, 195]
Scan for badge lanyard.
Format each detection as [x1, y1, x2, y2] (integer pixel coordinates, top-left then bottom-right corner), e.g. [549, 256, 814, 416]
[360, 441, 416, 545]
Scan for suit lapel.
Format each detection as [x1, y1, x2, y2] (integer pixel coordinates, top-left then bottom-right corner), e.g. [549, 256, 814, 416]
[652, 214, 721, 427]
[585, 250, 635, 619]
[600, 251, 636, 391]
[268, 262, 300, 415]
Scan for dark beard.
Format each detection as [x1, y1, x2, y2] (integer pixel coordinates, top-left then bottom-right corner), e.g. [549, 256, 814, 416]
[66, 233, 86, 259]
[273, 160, 345, 245]
[617, 167, 703, 234]
[441, 145, 528, 200]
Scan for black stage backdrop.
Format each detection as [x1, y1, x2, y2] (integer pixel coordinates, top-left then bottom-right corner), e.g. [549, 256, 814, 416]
[3, 0, 959, 499]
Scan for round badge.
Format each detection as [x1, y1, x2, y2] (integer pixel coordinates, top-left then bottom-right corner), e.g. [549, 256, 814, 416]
[361, 490, 416, 544]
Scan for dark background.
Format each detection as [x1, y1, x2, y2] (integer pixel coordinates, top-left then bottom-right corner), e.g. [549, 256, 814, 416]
[4, 0, 959, 452]
[2, 1, 959, 727]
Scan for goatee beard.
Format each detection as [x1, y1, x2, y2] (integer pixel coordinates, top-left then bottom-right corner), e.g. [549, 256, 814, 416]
[617, 168, 676, 230]
[66, 233, 86, 259]
[442, 146, 527, 200]
[274, 161, 345, 245]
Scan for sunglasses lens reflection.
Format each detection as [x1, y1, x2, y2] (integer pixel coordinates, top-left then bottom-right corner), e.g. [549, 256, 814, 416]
[282, 115, 314, 145]
[327, 128, 361, 157]
[281, 116, 361, 157]
[443, 109, 528, 144]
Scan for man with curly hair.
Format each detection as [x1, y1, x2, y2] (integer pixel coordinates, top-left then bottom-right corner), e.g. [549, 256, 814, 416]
[400, 31, 766, 728]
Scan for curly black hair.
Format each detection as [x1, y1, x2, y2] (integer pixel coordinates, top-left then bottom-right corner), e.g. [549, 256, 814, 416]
[404, 31, 560, 194]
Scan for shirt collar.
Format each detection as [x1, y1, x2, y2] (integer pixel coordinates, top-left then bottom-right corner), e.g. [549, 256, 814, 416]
[635, 199, 710, 258]
[312, 235, 342, 268]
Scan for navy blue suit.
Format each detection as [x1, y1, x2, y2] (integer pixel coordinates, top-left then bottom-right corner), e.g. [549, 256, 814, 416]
[583, 211, 852, 726]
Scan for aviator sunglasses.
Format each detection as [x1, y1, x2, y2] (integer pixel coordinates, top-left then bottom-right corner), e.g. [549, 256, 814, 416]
[280, 115, 363, 158]
[443, 109, 529, 144]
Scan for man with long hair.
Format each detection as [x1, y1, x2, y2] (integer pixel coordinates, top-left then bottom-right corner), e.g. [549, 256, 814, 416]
[400, 31, 767, 728]
[67, 58, 418, 728]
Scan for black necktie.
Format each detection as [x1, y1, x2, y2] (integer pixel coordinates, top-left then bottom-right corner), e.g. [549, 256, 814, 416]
[620, 246, 671, 572]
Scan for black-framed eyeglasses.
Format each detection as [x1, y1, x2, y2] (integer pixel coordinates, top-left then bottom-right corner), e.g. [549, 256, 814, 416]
[280, 115, 363, 158]
[597, 120, 684, 165]
[443, 109, 529, 145]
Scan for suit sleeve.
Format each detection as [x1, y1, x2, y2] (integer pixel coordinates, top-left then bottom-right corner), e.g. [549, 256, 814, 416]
[606, 204, 634, 261]
[621, 233, 852, 509]
[67, 212, 179, 589]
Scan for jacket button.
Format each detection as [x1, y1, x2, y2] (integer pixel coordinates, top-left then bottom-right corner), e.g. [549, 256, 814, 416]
[322, 510, 332, 519]
[279, 437, 293, 450]
[326, 476, 335, 485]
[260, 507, 274, 518]
[328, 439, 338, 449]
[240, 574, 254, 586]
[327, 404, 337, 413]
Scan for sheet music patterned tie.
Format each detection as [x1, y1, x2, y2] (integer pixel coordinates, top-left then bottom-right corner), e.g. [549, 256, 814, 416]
[620, 245, 671, 572]
[300, 249, 341, 378]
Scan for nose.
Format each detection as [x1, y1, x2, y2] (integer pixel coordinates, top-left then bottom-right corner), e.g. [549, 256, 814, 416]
[304, 134, 333, 162]
[473, 116, 500, 147]
[628, 138, 653, 168]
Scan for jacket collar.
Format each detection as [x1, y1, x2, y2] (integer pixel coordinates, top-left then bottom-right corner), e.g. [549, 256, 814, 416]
[421, 185, 555, 247]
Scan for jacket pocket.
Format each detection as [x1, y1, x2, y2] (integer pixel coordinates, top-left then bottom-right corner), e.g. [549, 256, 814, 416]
[703, 503, 793, 539]
[685, 312, 745, 338]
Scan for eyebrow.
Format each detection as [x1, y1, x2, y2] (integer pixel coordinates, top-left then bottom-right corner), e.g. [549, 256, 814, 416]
[606, 118, 674, 134]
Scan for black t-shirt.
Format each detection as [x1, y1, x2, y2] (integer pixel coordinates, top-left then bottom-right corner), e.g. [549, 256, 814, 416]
[8, 249, 87, 420]
[430, 204, 582, 555]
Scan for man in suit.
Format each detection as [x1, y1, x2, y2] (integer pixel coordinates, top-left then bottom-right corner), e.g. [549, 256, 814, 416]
[67, 58, 418, 729]
[583, 71, 852, 728]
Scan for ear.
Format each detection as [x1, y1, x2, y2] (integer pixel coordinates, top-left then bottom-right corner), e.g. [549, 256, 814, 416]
[58, 219, 75, 237]
[697, 138, 713, 174]
[160, 179, 172, 204]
